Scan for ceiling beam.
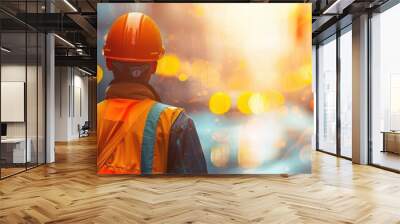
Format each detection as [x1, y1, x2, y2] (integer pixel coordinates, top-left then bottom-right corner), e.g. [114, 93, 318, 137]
[323, 0, 356, 14]
[67, 13, 97, 38]
[55, 55, 96, 70]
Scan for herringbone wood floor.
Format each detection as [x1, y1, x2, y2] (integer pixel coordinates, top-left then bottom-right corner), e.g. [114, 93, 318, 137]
[1, 136, 400, 224]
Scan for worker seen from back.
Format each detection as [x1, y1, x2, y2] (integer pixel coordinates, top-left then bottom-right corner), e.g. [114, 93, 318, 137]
[97, 12, 208, 175]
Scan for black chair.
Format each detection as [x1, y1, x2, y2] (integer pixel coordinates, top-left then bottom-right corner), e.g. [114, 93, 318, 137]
[79, 121, 90, 138]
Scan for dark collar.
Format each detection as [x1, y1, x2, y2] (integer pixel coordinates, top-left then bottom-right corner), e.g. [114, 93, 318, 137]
[105, 81, 160, 101]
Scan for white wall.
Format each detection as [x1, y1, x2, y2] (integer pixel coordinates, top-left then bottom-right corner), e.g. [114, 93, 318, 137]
[55, 67, 69, 141]
[72, 73, 89, 138]
[55, 67, 89, 141]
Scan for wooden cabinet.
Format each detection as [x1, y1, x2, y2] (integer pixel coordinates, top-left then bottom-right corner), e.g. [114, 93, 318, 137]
[382, 132, 400, 154]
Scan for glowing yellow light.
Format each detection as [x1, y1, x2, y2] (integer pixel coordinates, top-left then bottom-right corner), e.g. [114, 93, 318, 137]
[237, 91, 253, 115]
[299, 64, 312, 85]
[97, 65, 103, 84]
[282, 64, 312, 92]
[209, 92, 231, 115]
[210, 144, 230, 168]
[156, 54, 181, 76]
[178, 73, 188, 82]
[249, 93, 268, 114]
[192, 5, 205, 17]
[238, 59, 247, 70]
[264, 90, 285, 110]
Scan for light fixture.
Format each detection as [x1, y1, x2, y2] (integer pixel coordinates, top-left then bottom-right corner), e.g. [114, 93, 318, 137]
[76, 48, 86, 55]
[1, 47, 11, 53]
[54, 34, 75, 48]
[78, 67, 93, 76]
[322, 0, 354, 15]
[63, 0, 78, 12]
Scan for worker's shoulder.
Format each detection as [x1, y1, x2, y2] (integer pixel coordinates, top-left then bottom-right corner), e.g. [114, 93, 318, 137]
[156, 102, 184, 113]
[97, 100, 107, 111]
[155, 102, 184, 122]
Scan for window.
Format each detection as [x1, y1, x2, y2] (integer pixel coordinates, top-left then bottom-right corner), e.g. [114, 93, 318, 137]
[317, 36, 337, 154]
[339, 28, 352, 158]
[371, 3, 400, 171]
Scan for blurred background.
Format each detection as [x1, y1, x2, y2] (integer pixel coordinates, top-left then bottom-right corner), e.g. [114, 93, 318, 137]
[97, 3, 312, 174]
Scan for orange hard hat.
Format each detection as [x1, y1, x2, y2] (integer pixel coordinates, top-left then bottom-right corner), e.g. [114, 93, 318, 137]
[103, 12, 165, 69]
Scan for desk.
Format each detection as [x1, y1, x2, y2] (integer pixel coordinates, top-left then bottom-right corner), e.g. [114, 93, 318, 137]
[1, 138, 31, 164]
[381, 131, 400, 154]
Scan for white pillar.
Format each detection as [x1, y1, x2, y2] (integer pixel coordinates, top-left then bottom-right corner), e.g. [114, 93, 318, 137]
[352, 14, 369, 164]
[46, 33, 55, 163]
[46, 1, 55, 163]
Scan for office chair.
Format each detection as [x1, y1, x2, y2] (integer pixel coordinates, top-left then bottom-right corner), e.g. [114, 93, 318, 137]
[79, 121, 90, 138]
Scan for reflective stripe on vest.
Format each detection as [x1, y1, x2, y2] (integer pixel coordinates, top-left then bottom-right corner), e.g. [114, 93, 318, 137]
[140, 102, 168, 174]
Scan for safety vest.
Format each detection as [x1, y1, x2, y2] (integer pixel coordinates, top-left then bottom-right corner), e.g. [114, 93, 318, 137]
[97, 98, 183, 175]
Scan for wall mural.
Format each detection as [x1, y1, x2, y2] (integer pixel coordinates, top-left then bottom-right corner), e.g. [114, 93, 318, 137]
[97, 3, 313, 175]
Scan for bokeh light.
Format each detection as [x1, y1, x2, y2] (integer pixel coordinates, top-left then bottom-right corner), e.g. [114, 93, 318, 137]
[210, 144, 230, 168]
[309, 98, 314, 111]
[237, 91, 253, 115]
[209, 92, 231, 115]
[264, 90, 285, 109]
[281, 64, 312, 92]
[97, 65, 103, 84]
[249, 93, 268, 114]
[238, 132, 262, 168]
[191, 5, 205, 17]
[237, 118, 281, 168]
[156, 54, 181, 76]
[237, 91, 285, 115]
[238, 139, 263, 168]
[178, 73, 188, 82]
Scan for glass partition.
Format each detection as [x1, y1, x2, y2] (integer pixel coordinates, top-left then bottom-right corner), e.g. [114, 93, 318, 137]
[27, 31, 38, 169]
[1, 31, 28, 177]
[38, 32, 45, 165]
[317, 36, 337, 154]
[0, 1, 46, 179]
